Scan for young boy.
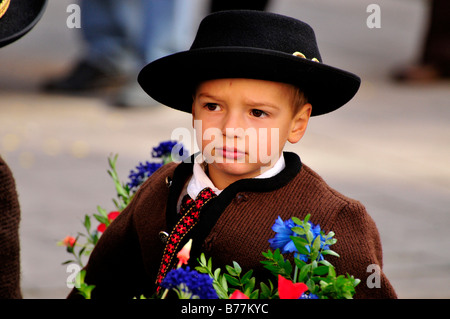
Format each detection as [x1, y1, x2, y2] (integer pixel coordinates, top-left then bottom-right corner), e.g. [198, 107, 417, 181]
[69, 10, 397, 299]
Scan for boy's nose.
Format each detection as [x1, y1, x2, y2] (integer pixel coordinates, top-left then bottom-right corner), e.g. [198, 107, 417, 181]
[221, 112, 245, 138]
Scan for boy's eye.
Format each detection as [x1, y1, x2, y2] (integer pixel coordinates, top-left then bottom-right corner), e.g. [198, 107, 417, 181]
[250, 109, 268, 118]
[204, 103, 221, 111]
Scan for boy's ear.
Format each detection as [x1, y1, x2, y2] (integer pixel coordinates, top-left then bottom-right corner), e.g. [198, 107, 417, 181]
[288, 103, 312, 144]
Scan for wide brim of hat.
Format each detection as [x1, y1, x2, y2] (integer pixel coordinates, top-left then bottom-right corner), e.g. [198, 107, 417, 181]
[138, 47, 361, 116]
[0, 0, 47, 48]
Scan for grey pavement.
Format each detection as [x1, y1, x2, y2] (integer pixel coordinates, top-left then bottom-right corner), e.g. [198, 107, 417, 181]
[0, 0, 449, 299]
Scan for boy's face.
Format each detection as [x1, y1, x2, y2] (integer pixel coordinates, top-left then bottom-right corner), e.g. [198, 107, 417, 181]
[192, 78, 311, 189]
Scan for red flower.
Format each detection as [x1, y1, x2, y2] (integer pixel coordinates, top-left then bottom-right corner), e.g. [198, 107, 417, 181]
[230, 290, 249, 299]
[278, 275, 308, 299]
[61, 236, 76, 247]
[97, 211, 120, 233]
[177, 239, 192, 267]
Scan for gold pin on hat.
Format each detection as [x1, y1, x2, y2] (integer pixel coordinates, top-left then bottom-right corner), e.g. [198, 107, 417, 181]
[293, 51, 320, 63]
[0, 0, 11, 19]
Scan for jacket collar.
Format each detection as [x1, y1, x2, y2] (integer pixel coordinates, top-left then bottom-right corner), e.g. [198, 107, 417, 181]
[187, 153, 287, 199]
[166, 151, 302, 229]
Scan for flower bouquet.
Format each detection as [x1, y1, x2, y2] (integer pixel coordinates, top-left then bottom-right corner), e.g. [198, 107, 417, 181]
[60, 141, 360, 299]
[159, 214, 360, 300]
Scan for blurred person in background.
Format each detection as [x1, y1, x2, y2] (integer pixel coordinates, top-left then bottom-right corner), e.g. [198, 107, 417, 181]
[42, 0, 178, 107]
[392, 0, 449, 82]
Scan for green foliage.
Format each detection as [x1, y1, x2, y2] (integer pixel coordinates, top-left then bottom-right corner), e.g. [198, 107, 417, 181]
[196, 253, 277, 299]
[196, 253, 229, 299]
[75, 270, 96, 299]
[107, 154, 134, 210]
[260, 249, 293, 280]
[260, 214, 360, 299]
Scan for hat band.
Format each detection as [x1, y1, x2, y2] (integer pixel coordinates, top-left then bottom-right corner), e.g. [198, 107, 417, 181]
[0, 0, 11, 19]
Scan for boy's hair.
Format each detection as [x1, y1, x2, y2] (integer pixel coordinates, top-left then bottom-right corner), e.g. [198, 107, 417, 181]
[290, 86, 309, 115]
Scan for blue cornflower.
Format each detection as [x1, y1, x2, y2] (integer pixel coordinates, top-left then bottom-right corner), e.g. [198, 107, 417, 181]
[127, 161, 163, 191]
[268, 216, 329, 262]
[268, 217, 297, 254]
[152, 141, 188, 161]
[152, 141, 177, 158]
[161, 267, 218, 299]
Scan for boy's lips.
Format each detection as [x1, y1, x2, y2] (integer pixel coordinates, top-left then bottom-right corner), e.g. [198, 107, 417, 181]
[216, 147, 246, 160]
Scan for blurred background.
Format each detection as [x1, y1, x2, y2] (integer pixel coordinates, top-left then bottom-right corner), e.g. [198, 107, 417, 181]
[0, 0, 449, 298]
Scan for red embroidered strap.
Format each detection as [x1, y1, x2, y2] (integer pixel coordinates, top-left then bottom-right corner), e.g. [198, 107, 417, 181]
[155, 187, 216, 289]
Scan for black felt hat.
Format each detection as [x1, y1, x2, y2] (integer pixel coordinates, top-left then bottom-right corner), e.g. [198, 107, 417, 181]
[138, 10, 361, 116]
[0, 0, 47, 48]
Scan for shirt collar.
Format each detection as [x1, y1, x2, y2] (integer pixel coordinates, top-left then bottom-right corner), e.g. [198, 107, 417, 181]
[187, 153, 286, 199]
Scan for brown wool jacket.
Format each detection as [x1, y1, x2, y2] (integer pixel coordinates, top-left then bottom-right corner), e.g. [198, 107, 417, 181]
[0, 156, 22, 299]
[68, 152, 397, 299]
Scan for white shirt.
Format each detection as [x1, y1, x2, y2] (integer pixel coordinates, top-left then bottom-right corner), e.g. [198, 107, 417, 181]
[186, 153, 286, 199]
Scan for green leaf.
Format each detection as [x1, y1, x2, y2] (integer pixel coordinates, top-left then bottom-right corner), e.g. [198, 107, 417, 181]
[214, 268, 221, 280]
[220, 275, 228, 291]
[194, 266, 208, 274]
[83, 215, 91, 232]
[313, 265, 330, 276]
[207, 256, 212, 270]
[291, 226, 306, 235]
[322, 249, 340, 258]
[291, 237, 310, 255]
[306, 278, 316, 292]
[260, 282, 271, 298]
[226, 265, 238, 277]
[297, 263, 312, 282]
[305, 229, 313, 244]
[319, 259, 333, 267]
[262, 250, 273, 259]
[312, 234, 322, 252]
[78, 246, 86, 257]
[304, 214, 311, 223]
[328, 265, 336, 278]
[291, 217, 303, 226]
[96, 206, 108, 218]
[232, 261, 242, 275]
[273, 248, 282, 261]
[93, 214, 109, 225]
[200, 253, 207, 266]
[249, 289, 259, 299]
[241, 270, 253, 285]
[244, 277, 256, 293]
[325, 231, 335, 239]
[224, 274, 240, 286]
[293, 258, 306, 270]
[325, 238, 337, 246]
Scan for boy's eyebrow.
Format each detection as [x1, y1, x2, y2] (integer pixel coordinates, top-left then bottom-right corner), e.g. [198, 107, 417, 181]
[196, 92, 214, 98]
[195, 93, 280, 109]
[195, 92, 224, 102]
[244, 99, 280, 110]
